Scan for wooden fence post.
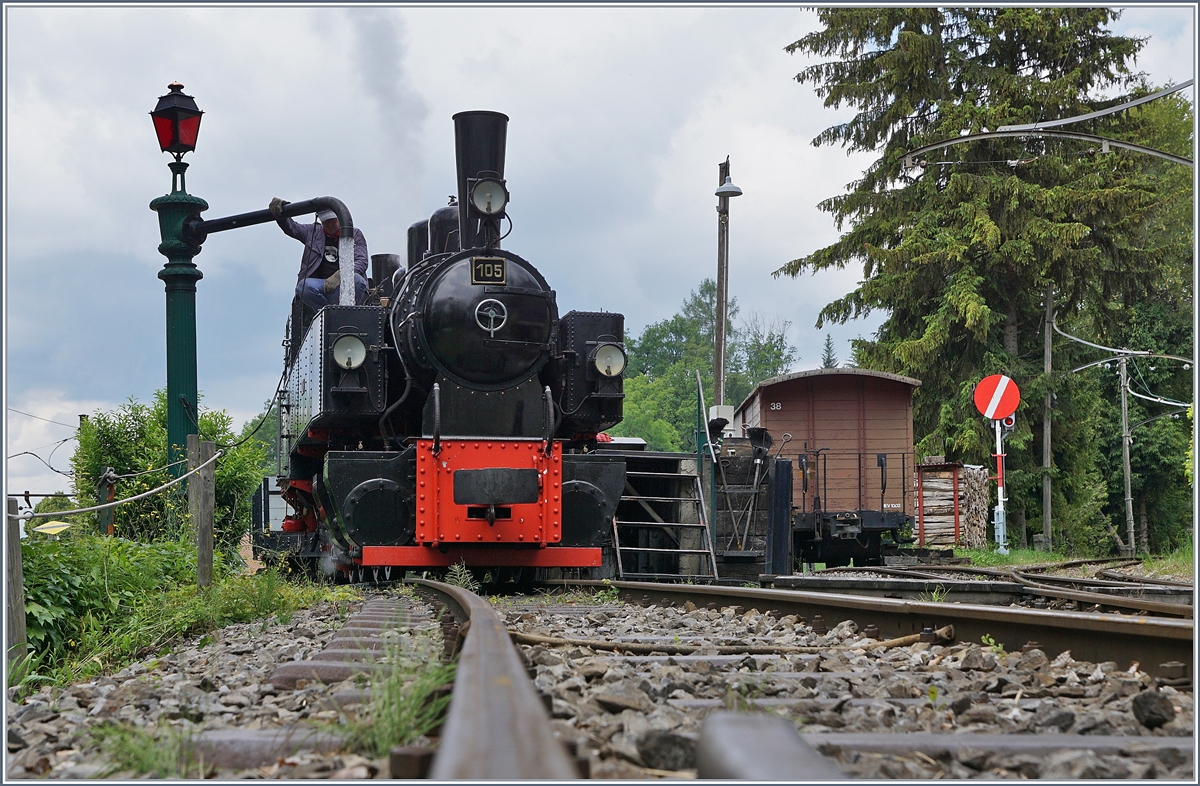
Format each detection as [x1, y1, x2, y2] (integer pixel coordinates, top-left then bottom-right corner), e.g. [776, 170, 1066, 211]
[7, 497, 28, 667]
[188, 436, 216, 588]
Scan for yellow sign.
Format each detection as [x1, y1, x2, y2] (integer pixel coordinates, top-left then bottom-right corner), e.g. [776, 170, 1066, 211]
[31, 521, 72, 535]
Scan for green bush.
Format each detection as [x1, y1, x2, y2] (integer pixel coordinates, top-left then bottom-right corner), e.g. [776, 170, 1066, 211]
[20, 531, 350, 684]
[70, 390, 268, 548]
[20, 532, 223, 663]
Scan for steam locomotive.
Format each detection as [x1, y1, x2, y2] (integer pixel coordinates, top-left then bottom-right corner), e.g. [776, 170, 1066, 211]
[267, 111, 629, 582]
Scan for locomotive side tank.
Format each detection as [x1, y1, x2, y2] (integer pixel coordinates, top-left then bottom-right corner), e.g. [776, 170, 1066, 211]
[273, 111, 629, 581]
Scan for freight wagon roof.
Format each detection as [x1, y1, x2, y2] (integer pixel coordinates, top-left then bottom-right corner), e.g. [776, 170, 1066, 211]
[734, 367, 922, 415]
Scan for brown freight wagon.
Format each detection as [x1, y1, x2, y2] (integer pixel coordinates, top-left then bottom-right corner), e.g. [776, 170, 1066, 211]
[733, 368, 921, 567]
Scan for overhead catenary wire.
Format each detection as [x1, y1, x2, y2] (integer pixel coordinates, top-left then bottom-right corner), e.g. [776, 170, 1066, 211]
[8, 436, 74, 458]
[1128, 389, 1191, 408]
[6, 408, 79, 430]
[7, 452, 73, 477]
[19, 449, 223, 520]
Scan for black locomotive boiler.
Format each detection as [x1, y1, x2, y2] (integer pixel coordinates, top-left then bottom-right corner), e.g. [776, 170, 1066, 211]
[269, 111, 631, 582]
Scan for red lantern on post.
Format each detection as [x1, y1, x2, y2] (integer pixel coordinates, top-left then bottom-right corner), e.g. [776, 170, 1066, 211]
[150, 82, 203, 159]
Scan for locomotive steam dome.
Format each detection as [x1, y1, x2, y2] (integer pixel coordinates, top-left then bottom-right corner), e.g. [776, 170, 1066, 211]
[398, 248, 557, 389]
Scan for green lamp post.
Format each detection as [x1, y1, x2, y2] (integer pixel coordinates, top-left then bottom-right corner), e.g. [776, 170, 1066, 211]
[149, 82, 208, 475]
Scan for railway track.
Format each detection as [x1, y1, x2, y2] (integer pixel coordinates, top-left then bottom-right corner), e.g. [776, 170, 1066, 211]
[771, 559, 1194, 617]
[7, 577, 1193, 779]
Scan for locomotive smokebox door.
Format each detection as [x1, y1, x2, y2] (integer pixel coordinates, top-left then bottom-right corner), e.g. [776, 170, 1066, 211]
[558, 311, 626, 435]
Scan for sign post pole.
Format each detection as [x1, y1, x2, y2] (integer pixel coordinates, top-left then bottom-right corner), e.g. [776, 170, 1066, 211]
[993, 419, 1008, 555]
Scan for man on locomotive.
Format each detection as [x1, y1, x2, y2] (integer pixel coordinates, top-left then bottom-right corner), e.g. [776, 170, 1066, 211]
[269, 198, 368, 309]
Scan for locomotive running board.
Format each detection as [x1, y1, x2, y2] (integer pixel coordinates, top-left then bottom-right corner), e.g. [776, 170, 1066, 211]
[360, 546, 602, 567]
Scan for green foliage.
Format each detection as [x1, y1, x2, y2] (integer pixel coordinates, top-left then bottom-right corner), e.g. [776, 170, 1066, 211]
[820, 334, 839, 368]
[1143, 539, 1194, 579]
[70, 390, 268, 548]
[19, 531, 346, 683]
[443, 561, 482, 593]
[6, 651, 51, 700]
[91, 723, 198, 778]
[917, 584, 949, 603]
[956, 547, 1066, 567]
[596, 579, 620, 604]
[1185, 407, 1194, 488]
[348, 655, 456, 757]
[780, 9, 1192, 554]
[980, 633, 1005, 656]
[20, 532, 212, 661]
[610, 279, 798, 451]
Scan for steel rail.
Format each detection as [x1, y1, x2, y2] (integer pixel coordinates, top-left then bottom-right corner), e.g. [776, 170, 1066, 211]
[1009, 571, 1192, 618]
[1019, 556, 1143, 573]
[1099, 569, 1194, 589]
[884, 563, 1013, 579]
[562, 580, 1192, 678]
[1013, 570, 1188, 591]
[768, 568, 1190, 612]
[409, 579, 577, 780]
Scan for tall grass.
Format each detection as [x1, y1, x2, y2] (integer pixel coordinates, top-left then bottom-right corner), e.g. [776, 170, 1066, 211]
[955, 547, 1068, 567]
[1144, 540, 1194, 578]
[46, 570, 347, 685]
[17, 530, 352, 689]
[443, 560, 482, 593]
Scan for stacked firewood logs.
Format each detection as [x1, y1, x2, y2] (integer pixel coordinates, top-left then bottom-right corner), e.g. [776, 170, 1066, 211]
[918, 463, 988, 547]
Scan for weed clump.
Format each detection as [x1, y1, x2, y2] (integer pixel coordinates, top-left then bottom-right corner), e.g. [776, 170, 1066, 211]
[346, 629, 456, 758]
[89, 723, 199, 778]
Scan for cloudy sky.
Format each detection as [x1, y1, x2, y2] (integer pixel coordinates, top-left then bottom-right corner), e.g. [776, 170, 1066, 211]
[4, 4, 1195, 501]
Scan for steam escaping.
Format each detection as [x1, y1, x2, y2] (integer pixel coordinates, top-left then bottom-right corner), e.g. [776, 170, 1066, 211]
[348, 9, 429, 197]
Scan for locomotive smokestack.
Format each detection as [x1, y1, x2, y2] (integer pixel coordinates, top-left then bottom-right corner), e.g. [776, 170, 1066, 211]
[453, 110, 508, 250]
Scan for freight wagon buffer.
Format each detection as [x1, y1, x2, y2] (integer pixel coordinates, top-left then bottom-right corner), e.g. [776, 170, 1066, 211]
[735, 368, 920, 568]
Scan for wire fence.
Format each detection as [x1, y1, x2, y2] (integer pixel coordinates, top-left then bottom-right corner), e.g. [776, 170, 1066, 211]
[17, 451, 223, 521]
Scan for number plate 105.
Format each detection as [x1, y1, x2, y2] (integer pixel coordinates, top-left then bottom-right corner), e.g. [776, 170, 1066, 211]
[471, 257, 506, 285]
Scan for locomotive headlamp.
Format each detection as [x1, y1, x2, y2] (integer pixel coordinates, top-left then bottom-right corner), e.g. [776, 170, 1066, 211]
[150, 82, 203, 158]
[332, 335, 367, 370]
[592, 343, 627, 377]
[470, 178, 508, 216]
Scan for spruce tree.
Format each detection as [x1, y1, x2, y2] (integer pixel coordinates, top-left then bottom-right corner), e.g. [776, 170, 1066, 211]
[821, 334, 839, 368]
[779, 9, 1191, 548]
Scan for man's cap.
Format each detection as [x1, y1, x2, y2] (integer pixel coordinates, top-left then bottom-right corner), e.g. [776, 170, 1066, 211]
[317, 210, 337, 222]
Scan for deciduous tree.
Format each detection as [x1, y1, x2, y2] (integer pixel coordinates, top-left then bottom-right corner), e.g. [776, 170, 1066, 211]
[612, 280, 797, 450]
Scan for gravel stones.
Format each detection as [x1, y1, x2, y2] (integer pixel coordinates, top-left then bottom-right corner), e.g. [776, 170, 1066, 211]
[637, 730, 697, 770]
[6, 589, 442, 779]
[1132, 689, 1178, 729]
[592, 684, 655, 714]
[507, 592, 1195, 780]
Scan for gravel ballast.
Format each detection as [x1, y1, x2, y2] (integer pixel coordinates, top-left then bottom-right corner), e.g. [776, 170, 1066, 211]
[505, 593, 1194, 779]
[5, 589, 444, 779]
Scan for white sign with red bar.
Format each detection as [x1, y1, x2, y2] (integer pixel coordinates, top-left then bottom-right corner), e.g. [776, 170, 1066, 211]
[973, 374, 1020, 420]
